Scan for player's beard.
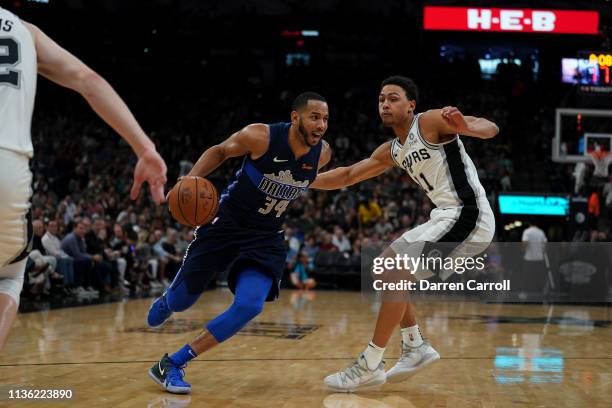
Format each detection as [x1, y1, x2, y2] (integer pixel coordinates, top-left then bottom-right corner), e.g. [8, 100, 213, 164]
[298, 117, 317, 147]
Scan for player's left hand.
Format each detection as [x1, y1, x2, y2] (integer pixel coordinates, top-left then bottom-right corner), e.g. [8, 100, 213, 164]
[441, 106, 469, 133]
[130, 147, 168, 205]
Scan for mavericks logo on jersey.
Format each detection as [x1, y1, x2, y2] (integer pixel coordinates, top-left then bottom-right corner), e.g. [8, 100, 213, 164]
[258, 170, 308, 201]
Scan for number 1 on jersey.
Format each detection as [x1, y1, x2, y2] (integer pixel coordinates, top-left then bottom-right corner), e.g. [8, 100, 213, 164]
[419, 173, 434, 191]
[258, 197, 289, 218]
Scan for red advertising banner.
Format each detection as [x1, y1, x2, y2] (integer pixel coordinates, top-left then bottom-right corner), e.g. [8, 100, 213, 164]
[423, 6, 599, 35]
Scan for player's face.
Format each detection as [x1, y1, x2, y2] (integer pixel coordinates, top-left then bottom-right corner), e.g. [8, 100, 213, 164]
[296, 100, 329, 147]
[378, 85, 415, 127]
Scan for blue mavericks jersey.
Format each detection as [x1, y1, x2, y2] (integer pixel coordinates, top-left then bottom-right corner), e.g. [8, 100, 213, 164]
[218, 122, 322, 231]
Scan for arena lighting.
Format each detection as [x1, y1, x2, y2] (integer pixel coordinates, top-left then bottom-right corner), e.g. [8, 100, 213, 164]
[423, 6, 599, 34]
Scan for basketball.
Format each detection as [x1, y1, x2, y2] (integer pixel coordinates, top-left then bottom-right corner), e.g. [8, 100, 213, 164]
[167, 176, 219, 227]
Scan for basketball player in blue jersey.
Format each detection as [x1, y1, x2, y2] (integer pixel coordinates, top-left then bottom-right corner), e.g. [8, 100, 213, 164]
[312, 76, 498, 391]
[147, 92, 331, 394]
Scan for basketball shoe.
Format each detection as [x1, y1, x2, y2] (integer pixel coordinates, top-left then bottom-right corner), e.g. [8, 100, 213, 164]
[385, 340, 440, 383]
[149, 354, 191, 394]
[324, 353, 386, 392]
[147, 293, 173, 327]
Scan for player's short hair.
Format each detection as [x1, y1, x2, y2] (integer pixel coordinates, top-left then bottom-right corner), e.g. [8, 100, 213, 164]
[292, 92, 327, 112]
[381, 75, 419, 104]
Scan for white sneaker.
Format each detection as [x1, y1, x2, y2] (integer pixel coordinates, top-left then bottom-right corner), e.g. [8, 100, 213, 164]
[385, 340, 440, 383]
[73, 286, 94, 299]
[324, 354, 386, 392]
[74, 286, 88, 297]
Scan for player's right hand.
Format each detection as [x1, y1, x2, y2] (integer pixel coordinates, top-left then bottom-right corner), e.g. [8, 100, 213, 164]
[131, 148, 168, 205]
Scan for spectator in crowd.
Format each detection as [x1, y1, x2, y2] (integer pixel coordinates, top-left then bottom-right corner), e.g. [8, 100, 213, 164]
[61, 221, 102, 297]
[358, 197, 383, 227]
[41, 220, 75, 291]
[85, 218, 115, 293]
[109, 223, 132, 295]
[319, 232, 338, 253]
[290, 252, 317, 290]
[153, 228, 183, 284]
[285, 227, 302, 253]
[31, 220, 63, 282]
[301, 235, 320, 262]
[331, 226, 351, 253]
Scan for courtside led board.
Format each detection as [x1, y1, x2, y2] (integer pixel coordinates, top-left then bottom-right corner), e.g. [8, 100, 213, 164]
[498, 195, 570, 216]
[424, 7, 599, 35]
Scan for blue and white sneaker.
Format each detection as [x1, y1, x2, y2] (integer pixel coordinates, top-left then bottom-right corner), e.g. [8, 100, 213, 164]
[147, 294, 173, 327]
[149, 354, 192, 394]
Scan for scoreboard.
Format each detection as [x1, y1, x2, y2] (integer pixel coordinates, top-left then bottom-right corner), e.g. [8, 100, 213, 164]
[562, 52, 612, 91]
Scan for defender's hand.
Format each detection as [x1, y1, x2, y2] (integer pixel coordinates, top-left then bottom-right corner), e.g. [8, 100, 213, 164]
[130, 148, 168, 205]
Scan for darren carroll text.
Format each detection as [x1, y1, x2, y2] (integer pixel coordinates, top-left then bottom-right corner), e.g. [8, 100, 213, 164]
[373, 280, 511, 291]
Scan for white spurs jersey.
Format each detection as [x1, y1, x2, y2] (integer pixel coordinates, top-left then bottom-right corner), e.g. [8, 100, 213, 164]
[0, 7, 37, 158]
[391, 113, 487, 209]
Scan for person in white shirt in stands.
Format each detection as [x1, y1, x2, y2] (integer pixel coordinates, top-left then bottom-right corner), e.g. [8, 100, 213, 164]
[331, 226, 351, 253]
[42, 220, 76, 292]
[521, 219, 548, 297]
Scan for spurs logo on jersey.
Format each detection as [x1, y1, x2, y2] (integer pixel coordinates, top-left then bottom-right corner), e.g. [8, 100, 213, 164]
[390, 113, 487, 208]
[0, 7, 37, 158]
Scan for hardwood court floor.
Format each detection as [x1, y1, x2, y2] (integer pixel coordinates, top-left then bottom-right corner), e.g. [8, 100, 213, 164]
[0, 290, 611, 407]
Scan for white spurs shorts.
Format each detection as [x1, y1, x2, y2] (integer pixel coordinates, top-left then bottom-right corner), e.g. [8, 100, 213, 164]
[0, 149, 32, 302]
[390, 198, 495, 281]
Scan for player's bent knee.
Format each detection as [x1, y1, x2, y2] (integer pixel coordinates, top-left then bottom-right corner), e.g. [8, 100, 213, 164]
[232, 299, 264, 320]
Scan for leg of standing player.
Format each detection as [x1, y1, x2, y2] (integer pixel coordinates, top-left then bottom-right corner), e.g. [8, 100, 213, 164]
[323, 246, 405, 391]
[0, 150, 32, 352]
[0, 294, 19, 350]
[384, 299, 440, 383]
[324, 245, 439, 391]
[0, 259, 26, 350]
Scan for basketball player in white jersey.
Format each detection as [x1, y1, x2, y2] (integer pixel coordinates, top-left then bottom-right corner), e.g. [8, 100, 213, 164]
[311, 76, 498, 391]
[0, 7, 167, 350]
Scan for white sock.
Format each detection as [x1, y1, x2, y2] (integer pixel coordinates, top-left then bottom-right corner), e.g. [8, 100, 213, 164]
[362, 341, 385, 370]
[401, 325, 424, 347]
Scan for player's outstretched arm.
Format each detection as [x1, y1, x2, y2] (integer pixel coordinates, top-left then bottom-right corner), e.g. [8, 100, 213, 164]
[25, 22, 167, 204]
[187, 124, 268, 178]
[424, 107, 499, 139]
[311, 141, 393, 190]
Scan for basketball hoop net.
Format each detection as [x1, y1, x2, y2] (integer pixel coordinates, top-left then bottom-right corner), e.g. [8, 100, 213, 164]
[588, 150, 612, 177]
